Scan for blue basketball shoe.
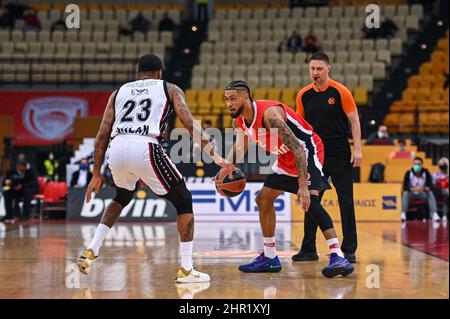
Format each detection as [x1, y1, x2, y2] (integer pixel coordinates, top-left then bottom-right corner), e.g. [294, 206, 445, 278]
[322, 253, 354, 278]
[239, 250, 282, 273]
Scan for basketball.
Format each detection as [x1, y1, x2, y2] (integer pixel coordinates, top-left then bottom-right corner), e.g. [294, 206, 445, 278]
[214, 167, 247, 197]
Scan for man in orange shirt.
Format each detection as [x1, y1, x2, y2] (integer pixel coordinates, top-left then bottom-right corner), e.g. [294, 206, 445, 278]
[293, 52, 362, 263]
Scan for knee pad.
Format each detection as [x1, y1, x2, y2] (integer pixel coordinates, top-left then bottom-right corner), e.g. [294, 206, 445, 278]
[113, 186, 134, 208]
[307, 195, 334, 232]
[161, 182, 193, 215]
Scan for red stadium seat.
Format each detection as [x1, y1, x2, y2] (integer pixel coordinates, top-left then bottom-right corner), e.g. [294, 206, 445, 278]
[41, 182, 68, 219]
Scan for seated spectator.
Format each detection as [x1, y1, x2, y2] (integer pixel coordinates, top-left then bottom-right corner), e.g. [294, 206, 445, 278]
[22, 9, 41, 32]
[50, 18, 67, 32]
[389, 139, 415, 160]
[70, 158, 93, 188]
[432, 157, 449, 222]
[287, 31, 302, 53]
[401, 157, 439, 221]
[365, 125, 394, 145]
[120, 11, 151, 36]
[380, 17, 398, 39]
[4, 2, 31, 19]
[0, 11, 15, 30]
[361, 24, 380, 39]
[158, 11, 175, 32]
[303, 29, 319, 53]
[1, 160, 39, 222]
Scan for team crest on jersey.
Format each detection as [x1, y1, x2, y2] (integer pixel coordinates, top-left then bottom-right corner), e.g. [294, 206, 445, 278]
[328, 97, 335, 105]
[131, 89, 149, 95]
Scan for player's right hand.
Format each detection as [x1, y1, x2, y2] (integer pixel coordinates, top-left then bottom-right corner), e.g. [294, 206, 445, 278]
[86, 175, 103, 203]
[297, 185, 311, 212]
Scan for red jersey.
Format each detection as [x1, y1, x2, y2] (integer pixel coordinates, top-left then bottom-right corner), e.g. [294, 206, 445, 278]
[236, 100, 325, 177]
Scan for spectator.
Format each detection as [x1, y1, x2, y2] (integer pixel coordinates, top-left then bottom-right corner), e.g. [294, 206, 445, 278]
[50, 18, 67, 32]
[1, 160, 39, 222]
[158, 11, 175, 32]
[120, 11, 151, 36]
[287, 31, 303, 53]
[361, 24, 380, 39]
[14, 152, 31, 170]
[44, 152, 59, 181]
[389, 139, 415, 160]
[303, 29, 319, 54]
[401, 157, 439, 221]
[4, 2, 31, 19]
[380, 17, 398, 39]
[432, 157, 449, 222]
[365, 125, 394, 145]
[130, 11, 151, 33]
[22, 9, 40, 32]
[0, 11, 15, 30]
[70, 158, 93, 188]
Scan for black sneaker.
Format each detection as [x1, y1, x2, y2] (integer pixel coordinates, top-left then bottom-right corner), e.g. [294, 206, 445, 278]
[344, 252, 357, 264]
[292, 251, 319, 261]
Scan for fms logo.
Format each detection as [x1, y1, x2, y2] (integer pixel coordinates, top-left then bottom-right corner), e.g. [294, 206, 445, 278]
[382, 196, 397, 210]
[191, 189, 285, 213]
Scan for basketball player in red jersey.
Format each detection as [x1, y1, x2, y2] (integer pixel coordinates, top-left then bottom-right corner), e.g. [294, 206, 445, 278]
[218, 80, 354, 278]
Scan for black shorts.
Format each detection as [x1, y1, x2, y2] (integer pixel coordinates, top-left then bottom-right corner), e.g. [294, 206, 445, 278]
[263, 172, 331, 194]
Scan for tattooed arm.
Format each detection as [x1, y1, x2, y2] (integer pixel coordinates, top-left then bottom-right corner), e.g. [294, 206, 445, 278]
[167, 83, 232, 169]
[263, 106, 311, 211]
[225, 119, 249, 165]
[86, 91, 116, 203]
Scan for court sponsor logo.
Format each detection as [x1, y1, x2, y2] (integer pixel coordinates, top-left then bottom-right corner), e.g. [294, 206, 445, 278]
[365, 264, 381, 289]
[22, 97, 88, 140]
[81, 225, 166, 247]
[382, 196, 397, 210]
[80, 196, 168, 218]
[189, 183, 291, 221]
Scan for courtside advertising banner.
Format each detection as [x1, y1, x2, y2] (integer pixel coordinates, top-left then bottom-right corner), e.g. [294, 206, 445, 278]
[65, 182, 292, 222]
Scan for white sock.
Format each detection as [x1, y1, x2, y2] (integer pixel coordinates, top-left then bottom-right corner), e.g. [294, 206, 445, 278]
[180, 241, 193, 270]
[263, 236, 277, 259]
[327, 238, 344, 258]
[88, 223, 110, 256]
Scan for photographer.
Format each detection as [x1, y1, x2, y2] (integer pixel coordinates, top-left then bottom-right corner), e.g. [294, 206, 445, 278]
[1, 160, 39, 222]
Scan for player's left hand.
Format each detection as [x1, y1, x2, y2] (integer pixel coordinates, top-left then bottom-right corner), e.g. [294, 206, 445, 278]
[86, 175, 102, 203]
[351, 149, 363, 167]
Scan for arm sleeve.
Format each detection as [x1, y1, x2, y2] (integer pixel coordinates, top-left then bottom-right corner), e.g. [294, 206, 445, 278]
[338, 86, 357, 114]
[296, 91, 305, 117]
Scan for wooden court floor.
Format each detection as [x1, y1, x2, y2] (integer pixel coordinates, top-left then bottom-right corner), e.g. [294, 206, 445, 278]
[0, 220, 448, 299]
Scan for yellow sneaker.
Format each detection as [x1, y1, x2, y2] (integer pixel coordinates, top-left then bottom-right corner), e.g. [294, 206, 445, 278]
[175, 282, 211, 299]
[76, 248, 96, 275]
[175, 266, 210, 283]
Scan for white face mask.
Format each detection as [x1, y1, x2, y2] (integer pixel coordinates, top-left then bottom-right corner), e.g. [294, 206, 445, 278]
[49, 153, 54, 160]
[378, 131, 387, 139]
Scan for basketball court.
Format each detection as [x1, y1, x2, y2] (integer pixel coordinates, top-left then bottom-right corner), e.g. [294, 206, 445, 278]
[0, 220, 447, 299]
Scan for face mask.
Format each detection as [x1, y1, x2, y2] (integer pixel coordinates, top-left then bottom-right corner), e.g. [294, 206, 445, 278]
[377, 131, 386, 139]
[413, 164, 422, 174]
[80, 163, 88, 170]
[49, 154, 54, 160]
[438, 164, 447, 171]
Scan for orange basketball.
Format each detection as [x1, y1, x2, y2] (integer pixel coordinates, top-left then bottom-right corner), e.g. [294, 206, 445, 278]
[214, 167, 247, 197]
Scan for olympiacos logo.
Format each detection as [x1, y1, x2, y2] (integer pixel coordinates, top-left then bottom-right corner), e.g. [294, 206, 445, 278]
[22, 97, 88, 140]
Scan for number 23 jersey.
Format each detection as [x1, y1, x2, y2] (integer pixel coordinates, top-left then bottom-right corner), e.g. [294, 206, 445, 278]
[111, 79, 173, 140]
